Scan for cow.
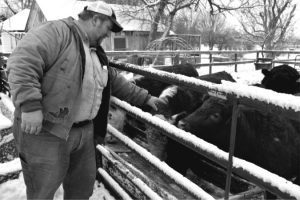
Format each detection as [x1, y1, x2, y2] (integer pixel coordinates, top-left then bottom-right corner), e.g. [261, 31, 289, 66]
[132, 63, 199, 97]
[145, 71, 236, 160]
[106, 63, 199, 143]
[173, 95, 300, 198]
[261, 64, 300, 94]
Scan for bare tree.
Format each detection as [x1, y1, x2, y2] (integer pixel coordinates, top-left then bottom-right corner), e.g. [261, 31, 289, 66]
[238, 0, 297, 51]
[197, 10, 227, 50]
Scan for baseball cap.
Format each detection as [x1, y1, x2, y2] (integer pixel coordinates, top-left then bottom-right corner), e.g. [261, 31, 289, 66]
[84, 1, 123, 33]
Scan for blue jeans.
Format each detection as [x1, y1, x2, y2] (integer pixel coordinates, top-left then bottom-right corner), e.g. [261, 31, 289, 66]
[13, 118, 96, 199]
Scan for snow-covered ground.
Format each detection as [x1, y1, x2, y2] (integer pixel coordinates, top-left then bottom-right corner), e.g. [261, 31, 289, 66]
[0, 172, 116, 200]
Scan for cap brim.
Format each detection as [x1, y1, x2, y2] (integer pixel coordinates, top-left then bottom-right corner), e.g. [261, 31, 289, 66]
[110, 17, 123, 32]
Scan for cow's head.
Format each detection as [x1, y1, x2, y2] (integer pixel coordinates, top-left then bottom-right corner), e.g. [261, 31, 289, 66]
[261, 65, 300, 94]
[176, 96, 232, 147]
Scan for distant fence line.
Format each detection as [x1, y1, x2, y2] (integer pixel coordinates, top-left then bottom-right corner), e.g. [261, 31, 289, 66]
[106, 50, 300, 73]
[106, 50, 300, 56]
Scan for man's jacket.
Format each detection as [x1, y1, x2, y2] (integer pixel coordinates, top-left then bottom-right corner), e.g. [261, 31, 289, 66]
[7, 17, 151, 142]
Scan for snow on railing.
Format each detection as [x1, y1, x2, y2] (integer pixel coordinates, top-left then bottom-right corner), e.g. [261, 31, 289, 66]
[98, 145, 165, 200]
[98, 168, 133, 200]
[101, 124, 215, 200]
[110, 62, 300, 121]
[0, 113, 12, 131]
[0, 158, 21, 175]
[110, 97, 300, 200]
[0, 93, 15, 114]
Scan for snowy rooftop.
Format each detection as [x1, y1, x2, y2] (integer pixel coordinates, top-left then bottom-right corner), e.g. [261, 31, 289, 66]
[2, 9, 30, 31]
[35, 0, 167, 32]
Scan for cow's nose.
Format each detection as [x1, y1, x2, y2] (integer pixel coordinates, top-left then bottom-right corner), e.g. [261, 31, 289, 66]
[177, 120, 189, 131]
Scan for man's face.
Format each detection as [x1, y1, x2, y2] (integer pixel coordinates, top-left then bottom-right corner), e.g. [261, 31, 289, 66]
[91, 17, 113, 46]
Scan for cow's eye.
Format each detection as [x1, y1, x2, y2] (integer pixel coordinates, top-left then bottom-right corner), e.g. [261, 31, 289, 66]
[210, 113, 221, 122]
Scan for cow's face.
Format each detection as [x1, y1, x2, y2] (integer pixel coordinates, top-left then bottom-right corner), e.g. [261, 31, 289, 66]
[177, 96, 232, 142]
[261, 65, 300, 94]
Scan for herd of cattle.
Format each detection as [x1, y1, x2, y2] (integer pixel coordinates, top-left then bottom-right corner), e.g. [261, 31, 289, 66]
[108, 63, 300, 197]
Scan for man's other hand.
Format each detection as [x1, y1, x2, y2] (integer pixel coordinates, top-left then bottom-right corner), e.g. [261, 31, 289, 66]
[21, 110, 43, 135]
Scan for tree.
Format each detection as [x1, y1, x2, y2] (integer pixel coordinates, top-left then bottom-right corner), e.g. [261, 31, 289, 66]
[197, 10, 227, 50]
[238, 0, 297, 51]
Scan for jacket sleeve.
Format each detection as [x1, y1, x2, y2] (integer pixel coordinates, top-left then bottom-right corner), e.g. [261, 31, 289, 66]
[7, 22, 65, 112]
[110, 68, 151, 106]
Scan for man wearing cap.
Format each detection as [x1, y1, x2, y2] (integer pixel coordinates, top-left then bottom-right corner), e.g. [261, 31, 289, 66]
[7, 1, 164, 199]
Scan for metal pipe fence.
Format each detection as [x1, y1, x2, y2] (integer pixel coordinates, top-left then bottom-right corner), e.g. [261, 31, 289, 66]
[108, 61, 300, 199]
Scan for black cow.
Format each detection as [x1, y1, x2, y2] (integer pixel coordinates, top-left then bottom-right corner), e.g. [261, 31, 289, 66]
[107, 63, 199, 142]
[174, 93, 300, 184]
[174, 95, 300, 199]
[261, 64, 300, 94]
[132, 63, 199, 97]
[145, 71, 236, 160]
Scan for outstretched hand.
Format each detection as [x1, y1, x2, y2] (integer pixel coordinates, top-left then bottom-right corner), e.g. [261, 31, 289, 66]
[21, 110, 43, 135]
[145, 96, 168, 113]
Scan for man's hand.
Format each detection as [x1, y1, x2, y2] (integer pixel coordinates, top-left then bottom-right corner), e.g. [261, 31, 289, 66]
[145, 96, 168, 112]
[21, 110, 43, 135]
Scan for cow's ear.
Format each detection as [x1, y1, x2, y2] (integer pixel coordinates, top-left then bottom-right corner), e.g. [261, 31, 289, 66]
[172, 111, 187, 124]
[262, 69, 270, 76]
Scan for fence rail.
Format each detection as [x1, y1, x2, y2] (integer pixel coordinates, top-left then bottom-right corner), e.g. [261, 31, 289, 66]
[110, 97, 300, 200]
[110, 62, 300, 121]
[109, 60, 300, 199]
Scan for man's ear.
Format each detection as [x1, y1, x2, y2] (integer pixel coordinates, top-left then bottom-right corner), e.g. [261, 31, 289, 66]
[91, 15, 99, 26]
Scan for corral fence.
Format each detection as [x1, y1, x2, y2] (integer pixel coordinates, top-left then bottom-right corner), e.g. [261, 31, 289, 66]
[106, 49, 300, 73]
[105, 54, 300, 200]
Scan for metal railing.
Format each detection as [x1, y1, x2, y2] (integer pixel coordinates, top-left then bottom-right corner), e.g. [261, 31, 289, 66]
[108, 61, 300, 200]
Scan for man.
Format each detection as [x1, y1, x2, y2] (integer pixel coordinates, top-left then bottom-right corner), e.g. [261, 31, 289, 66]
[7, 1, 164, 199]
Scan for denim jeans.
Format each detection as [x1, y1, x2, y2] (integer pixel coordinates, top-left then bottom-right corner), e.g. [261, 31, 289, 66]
[13, 118, 96, 199]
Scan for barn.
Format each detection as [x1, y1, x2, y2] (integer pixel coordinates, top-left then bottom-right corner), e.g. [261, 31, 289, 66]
[26, 0, 167, 51]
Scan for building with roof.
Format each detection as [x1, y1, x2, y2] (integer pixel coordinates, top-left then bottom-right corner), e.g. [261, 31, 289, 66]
[1, 9, 30, 53]
[25, 0, 167, 51]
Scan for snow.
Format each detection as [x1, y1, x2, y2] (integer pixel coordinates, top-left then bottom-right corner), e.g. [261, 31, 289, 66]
[98, 168, 132, 200]
[2, 9, 30, 31]
[100, 145, 164, 200]
[0, 159, 21, 175]
[0, 113, 12, 130]
[0, 172, 116, 200]
[220, 80, 300, 111]
[110, 96, 300, 199]
[0, 93, 15, 113]
[123, 63, 300, 112]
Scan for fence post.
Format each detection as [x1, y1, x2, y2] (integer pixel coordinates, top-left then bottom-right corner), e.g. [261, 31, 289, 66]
[234, 53, 238, 72]
[199, 36, 201, 64]
[224, 99, 239, 200]
[209, 53, 212, 74]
